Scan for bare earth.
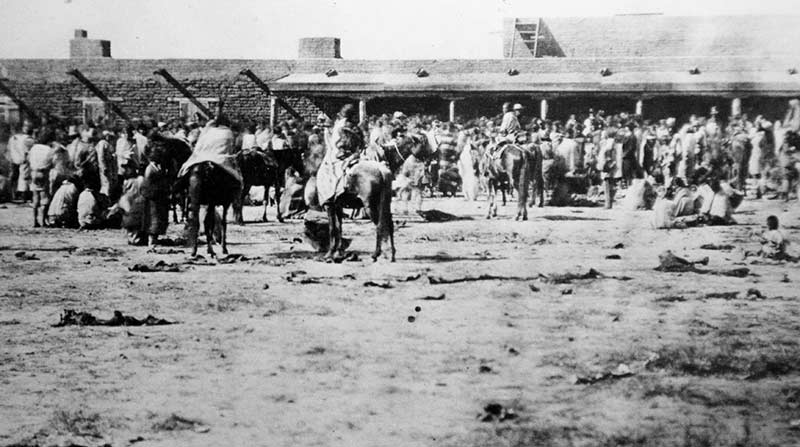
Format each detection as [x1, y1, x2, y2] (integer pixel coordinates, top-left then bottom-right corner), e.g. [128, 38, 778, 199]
[1, 197, 799, 447]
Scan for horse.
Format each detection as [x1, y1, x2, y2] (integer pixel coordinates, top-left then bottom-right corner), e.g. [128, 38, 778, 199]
[146, 132, 193, 223]
[317, 121, 395, 263]
[233, 148, 279, 224]
[186, 161, 241, 257]
[392, 132, 433, 214]
[482, 143, 533, 220]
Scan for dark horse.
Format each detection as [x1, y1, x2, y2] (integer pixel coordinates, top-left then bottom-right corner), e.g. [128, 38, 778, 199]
[234, 147, 303, 224]
[318, 109, 396, 263]
[482, 143, 543, 220]
[325, 161, 395, 262]
[146, 132, 193, 223]
[232, 148, 292, 224]
[186, 162, 241, 257]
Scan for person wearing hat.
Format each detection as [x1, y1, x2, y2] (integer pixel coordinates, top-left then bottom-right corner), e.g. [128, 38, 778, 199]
[499, 103, 523, 136]
[491, 103, 524, 155]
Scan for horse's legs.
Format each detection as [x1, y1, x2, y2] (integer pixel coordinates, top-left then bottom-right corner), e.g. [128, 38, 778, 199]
[413, 187, 422, 212]
[188, 181, 200, 257]
[334, 205, 345, 259]
[235, 184, 246, 225]
[221, 205, 229, 255]
[274, 180, 284, 223]
[268, 185, 269, 222]
[388, 219, 396, 262]
[204, 205, 216, 257]
[171, 196, 179, 224]
[486, 180, 494, 219]
[324, 204, 336, 261]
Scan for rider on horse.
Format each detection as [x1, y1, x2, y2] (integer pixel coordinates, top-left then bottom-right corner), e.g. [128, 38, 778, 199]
[491, 103, 526, 158]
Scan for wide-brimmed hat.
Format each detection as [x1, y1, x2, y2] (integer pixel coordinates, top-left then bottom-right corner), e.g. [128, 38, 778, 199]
[513, 103, 524, 111]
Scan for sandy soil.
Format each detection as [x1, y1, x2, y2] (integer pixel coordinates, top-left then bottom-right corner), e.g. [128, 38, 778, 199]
[1, 196, 799, 447]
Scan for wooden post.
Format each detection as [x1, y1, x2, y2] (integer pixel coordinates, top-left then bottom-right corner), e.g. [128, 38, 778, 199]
[358, 98, 367, 124]
[635, 99, 643, 116]
[269, 96, 277, 130]
[731, 98, 742, 117]
[540, 99, 548, 121]
[449, 99, 456, 122]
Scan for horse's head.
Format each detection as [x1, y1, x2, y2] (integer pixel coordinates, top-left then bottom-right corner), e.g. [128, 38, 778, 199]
[784, 130, 800, 152]
[304, 141, 326, 176]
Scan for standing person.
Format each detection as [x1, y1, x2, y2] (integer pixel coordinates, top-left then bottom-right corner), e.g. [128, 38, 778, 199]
[96, 130, 118, 200]
[6, 120, 34, 202]
[556, 128, 580, 173]
[620, 122, 642, 186]
[255, 120, 271, 151]
[133, 125, 149, 171]
[27, 133, 55, 227]
[49, 129, 74, 198]
[141, 143, 171, 248]
[115, 126, 138, 180]
[240, 123, 256, 151]
[72, 125, 100, 191]
[783, 98, 800, 133]
[598, 127, 622, 209]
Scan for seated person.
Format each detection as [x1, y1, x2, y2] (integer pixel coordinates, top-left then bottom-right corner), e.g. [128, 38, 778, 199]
[48, 179, 79, 228]
[754, 215, 794, 261]
[671, 178, 695, 217]
[696, 179, 736, 225]
[77, 187, 110, 230]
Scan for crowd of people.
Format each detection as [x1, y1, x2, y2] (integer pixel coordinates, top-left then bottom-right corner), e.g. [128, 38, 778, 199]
[1, 98, 798, 259]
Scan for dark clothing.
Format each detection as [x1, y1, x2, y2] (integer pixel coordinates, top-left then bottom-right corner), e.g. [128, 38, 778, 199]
[141, 162, 170, 236]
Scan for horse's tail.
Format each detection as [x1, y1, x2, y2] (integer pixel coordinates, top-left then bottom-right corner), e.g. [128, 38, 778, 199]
[375, 169, 394, 243]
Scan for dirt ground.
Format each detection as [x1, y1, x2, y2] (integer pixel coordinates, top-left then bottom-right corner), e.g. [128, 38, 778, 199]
[1, 196, 799, 447]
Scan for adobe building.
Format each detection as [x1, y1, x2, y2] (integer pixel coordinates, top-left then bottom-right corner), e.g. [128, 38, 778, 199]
[0, 15, 799, 127]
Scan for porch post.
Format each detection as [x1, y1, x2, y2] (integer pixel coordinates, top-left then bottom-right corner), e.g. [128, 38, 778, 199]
[540, 99, 548, 121]
[731, 97, 742, 117]
[449, 99, 456, 123]
[269, 96, 278, 130]
[635, 99, 643, 116]
[358, 98, 367, 124]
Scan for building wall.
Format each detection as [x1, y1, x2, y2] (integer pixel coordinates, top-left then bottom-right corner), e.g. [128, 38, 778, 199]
[3, 77, 328, 125]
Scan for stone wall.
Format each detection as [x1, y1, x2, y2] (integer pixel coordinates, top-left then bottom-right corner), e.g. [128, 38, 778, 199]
[3, 77, 329, 125]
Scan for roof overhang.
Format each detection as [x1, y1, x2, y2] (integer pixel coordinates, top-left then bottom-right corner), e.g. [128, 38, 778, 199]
[271, 71, 800, 97]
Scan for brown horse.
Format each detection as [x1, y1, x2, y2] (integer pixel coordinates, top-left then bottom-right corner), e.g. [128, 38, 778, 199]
[186, 162, 241, 257]
[482, 143, 534, 220]
[318, 120, 396, 263]
[233, 148, 279, 224]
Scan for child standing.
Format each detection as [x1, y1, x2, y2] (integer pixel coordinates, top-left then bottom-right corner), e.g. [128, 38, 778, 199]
[27, 134, 54, 227]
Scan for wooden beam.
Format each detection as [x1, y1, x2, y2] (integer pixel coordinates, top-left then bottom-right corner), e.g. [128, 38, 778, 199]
[66, 69, 129, 121]
[153, 68, 213, 119]
[239, 69, 303, 121]
[0, 79, 37, 122]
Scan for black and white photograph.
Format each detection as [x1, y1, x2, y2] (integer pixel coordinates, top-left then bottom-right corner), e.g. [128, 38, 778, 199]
[1, 0, 800, 445]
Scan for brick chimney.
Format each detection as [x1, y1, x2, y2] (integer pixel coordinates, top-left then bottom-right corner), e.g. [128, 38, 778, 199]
[70, 29, 111, 58]
[298, 37, 341, 59]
